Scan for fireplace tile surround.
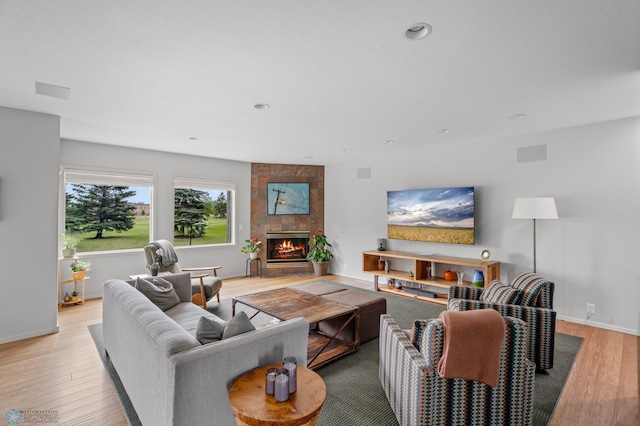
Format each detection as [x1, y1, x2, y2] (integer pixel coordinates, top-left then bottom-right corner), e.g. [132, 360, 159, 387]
[250, 163, 324, 277]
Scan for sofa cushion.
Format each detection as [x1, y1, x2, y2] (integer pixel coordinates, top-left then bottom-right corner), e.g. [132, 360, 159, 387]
[222, 311, 255, 339]
[135, 277, 181, 311]
[479, 280, 522, 304]
[196, 316, 226, 344]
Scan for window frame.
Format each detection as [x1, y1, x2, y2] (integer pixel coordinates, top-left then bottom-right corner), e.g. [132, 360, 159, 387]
[173, 176, 236, 248]
[60, 166, 156, 255]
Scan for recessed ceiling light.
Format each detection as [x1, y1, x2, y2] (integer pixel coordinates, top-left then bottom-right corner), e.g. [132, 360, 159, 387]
[188, 136, 199, 141]
[436, 129, 451, 134]
[35, 81, 71, 100]
[507, 113, 527, 120]
[344, 149, 352, 152]
[405, 23, 432, 40]
[305, 156, 314, 159]
[254, 103, 270, 110]
[384, 140, 395, 145]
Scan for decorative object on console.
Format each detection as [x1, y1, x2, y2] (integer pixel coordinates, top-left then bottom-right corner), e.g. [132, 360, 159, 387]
[443, 269, 456, 281]
[377, 238, 386, 251]
[307, 231, 332, 276]
[472, 270, 484, 287]
[481, 249, 491, 260]
[512, 197, 558, 272]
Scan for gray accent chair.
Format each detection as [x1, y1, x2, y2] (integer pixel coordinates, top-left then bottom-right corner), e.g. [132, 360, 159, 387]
[144, 240, 222, 309]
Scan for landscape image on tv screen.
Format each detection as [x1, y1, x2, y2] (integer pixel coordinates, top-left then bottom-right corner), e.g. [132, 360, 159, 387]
[387, 187, 475, 245]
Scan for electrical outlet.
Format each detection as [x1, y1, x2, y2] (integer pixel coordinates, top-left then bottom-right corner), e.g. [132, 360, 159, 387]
[587, 303, 596, 314]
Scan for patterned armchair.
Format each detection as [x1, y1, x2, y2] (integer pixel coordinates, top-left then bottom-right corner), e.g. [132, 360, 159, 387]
[448, 271, 556, 370]
[379, 314, 535, 426]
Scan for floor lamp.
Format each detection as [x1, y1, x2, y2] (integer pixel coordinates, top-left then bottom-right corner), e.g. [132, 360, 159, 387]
[512, 197, 558, 273]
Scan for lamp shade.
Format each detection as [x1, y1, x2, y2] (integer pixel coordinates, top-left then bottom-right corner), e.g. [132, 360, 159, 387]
[512, 197, 558, 219]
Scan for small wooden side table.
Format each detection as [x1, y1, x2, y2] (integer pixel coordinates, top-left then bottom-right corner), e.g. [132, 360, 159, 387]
[245, 257, 262, 278]
[229, 364, 326, 426]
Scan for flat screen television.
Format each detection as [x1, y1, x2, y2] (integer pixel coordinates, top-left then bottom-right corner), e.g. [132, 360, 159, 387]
[387, 186, 475, 245]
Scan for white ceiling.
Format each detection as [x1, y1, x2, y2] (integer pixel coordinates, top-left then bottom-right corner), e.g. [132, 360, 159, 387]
[1, 1, 639, 165]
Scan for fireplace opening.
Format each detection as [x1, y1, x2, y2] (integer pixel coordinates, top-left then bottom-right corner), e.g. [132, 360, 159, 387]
[266, 232, 310, 267]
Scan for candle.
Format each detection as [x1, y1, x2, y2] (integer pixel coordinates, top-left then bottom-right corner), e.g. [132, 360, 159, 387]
[265, 368, 276, 395]
[274, 371, 289, 402]
[283, 357, 297, 393]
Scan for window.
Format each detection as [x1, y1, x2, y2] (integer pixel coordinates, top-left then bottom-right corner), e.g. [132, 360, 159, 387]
[174, 177, 235, 247]
[64, 169, 154, 253]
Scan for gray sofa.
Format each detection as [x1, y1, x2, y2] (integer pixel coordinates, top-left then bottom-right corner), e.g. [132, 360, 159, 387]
[103, 273, 309, 426]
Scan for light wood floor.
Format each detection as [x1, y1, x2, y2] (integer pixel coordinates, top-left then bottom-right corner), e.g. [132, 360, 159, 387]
[0, 275, 637, 425]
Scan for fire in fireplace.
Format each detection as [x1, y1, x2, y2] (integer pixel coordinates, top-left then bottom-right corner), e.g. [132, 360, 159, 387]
[266, 232, 310, 266]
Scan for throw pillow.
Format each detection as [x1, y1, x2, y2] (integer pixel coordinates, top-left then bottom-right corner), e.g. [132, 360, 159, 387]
[195, 316, 226, 344]
[222, 311, 256, 339]
[479, 280, 522, 305]
[135, 277, 181, 311]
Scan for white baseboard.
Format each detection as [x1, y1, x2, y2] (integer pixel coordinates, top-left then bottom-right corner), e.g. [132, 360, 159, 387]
[557, 314, 639, 336]
[0, 325, 59, 345]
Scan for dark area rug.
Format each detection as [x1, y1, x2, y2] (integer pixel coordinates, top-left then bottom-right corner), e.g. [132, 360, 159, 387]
[89, 280, 582, 426]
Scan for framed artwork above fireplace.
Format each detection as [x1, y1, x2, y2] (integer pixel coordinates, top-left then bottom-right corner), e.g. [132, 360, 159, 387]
[267, 182, 310, 215]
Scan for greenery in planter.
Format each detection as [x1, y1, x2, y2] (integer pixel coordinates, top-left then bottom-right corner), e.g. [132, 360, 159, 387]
[240, 238, 262, 254]
[60, 233, 80, 249]
[72, 291, 78, 297]
[306, 231, 332, 263]
[70, 260, 91, 272]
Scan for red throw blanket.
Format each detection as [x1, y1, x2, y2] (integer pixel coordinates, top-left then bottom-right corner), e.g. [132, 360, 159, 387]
[437, 309, 505, 387]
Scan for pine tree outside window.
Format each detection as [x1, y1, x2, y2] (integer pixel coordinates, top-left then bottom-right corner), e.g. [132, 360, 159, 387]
[173, 177, 235, 247]
[63, 168, 154, 253]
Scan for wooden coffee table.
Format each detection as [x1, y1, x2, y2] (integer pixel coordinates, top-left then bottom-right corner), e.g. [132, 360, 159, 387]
[229, 364, 326, 426]
[232, 288, 360, 369]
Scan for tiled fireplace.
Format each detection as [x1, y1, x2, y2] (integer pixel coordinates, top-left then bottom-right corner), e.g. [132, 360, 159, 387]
[266, 231, 310, 268]
[250, 163, 324, 277]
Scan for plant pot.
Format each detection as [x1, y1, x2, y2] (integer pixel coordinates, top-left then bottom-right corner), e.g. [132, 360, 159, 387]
[312, 261, 329, 276]
[63, 248, 76, 258]
[250, 252, 258, 260]
[72, 270, 86, 280]
[71, 296, 79, 302]
[150, 267, 159, 276]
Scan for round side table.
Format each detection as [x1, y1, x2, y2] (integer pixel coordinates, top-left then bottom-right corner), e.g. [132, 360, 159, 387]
[229, 364, 326, 426]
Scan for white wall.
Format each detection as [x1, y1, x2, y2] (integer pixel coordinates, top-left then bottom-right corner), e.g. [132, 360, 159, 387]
[0, 107, 60, 343]
[60, 139, 252, 301]
[325, 116, 640, 336]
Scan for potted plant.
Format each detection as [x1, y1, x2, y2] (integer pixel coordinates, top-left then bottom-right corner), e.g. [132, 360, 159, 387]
[241, 238, 262, 259]
[70, 260, 91, 280]
[306, 231, 333, 276]
[71, 291, 79, 302]
[60, 233, 80, 258]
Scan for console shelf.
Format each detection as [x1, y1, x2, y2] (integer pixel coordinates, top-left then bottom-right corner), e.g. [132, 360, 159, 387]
[362, 250, 500, 306]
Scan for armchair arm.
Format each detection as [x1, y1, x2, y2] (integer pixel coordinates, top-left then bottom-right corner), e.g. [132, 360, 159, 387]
[448, 285, 483, 300]
[181, 266, 222, 277]
[452, 299, 557, 369]
[379, 315, 432, 426]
